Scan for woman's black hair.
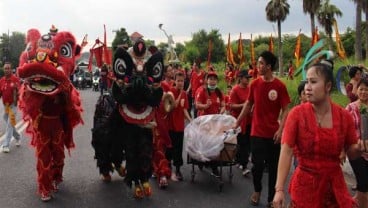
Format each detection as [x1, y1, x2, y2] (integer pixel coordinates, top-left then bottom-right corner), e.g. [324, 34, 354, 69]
[297, 81, 307, 96]
[348, 66, 363, 78]
[357, 77, 368, 89]
[206, 88, 223, 100]
[307, 59, 334, 86]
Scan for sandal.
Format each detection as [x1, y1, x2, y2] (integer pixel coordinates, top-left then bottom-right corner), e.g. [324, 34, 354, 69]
[250, 192, 261, 206]
[158, 176, 168, 189]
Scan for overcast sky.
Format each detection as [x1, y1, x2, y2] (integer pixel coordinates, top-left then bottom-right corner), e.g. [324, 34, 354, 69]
[0, 0, 356, 50]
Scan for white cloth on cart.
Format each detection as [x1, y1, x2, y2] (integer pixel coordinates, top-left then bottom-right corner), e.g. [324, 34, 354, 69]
[184, 114, 241, 162]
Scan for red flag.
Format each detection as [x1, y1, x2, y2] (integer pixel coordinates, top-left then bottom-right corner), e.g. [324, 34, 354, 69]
[294, 30, 301, 67]
[103, 24, 111, 65]
[88, 49, 94, 72]
[206, 39, 213, 70]
[226, 33, 235, 66]
[311, 26, 319, 46]
[81, 34, 88, 48]
[269, 34, 274, 53]
[333, 20, 346, 60]
[237, 33, 245, 67]
[93, 46, 104, 68]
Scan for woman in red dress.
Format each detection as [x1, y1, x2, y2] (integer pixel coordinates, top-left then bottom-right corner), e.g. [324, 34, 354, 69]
[273, 61, 363, 208]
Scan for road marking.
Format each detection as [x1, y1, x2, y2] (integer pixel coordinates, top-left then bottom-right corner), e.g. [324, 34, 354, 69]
[0, 120, 28, 143]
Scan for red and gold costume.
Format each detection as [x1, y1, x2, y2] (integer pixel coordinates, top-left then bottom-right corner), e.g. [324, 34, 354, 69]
[17, 27, 83, 198]
[283, 102, 357, 207]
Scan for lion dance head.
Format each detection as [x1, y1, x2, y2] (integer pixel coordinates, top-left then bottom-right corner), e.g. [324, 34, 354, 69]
[111, 38, 164, 124]
[18, 26, 81, 95]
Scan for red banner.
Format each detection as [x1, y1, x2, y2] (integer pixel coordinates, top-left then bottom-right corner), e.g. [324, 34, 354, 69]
[103, 24, 112, 65]
[93, 46, 104, 68]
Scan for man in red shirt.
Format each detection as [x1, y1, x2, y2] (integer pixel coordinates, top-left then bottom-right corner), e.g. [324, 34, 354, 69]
[186, 62, 205, 118]
[229, 70, 252, 176]
[0, 62, 21, 153]
[167, 71, 192, 181]
[161, 65, 175, 92]
[236, 51, 290, 207]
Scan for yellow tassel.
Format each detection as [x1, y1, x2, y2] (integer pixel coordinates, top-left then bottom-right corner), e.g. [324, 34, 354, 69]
[5, 104, 16, 127]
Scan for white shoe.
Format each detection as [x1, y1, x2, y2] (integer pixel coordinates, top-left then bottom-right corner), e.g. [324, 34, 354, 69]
[170, 172, 179, 182]
[2, 146, 10, 153]
[15, 140, 21, 147]
[242, 169, 251, 176]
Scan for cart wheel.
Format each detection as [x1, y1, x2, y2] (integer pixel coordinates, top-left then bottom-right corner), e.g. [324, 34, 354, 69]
[218, 182, 224, 192]
[198, 164, 204, 171]
[191, 170, 195, 182]
[229, 173, 233, 183]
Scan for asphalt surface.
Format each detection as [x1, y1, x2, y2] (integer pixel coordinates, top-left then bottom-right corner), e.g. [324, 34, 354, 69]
[0, 88, 357, 208]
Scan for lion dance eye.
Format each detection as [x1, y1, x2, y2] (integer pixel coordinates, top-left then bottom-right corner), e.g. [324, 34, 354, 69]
[151, 62, 163, 80]
[60, 43, 72, 57]
[114, 58, 127, 76]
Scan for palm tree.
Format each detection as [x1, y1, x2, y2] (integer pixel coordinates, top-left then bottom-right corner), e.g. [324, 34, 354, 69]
[265, 0, 290, 76]
[303, 0, 321, 37]
[352, 0, 363, 61]
[317, 0, 343, 50]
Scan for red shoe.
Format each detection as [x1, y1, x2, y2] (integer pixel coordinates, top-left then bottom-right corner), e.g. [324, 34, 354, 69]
[101, 173, 111, 182]
[116, 166, 126, 177]
[142, 182, 152, 197]
[134, 186, 144, 199]
[52, 181, 59, 192]
[158, 176, 168, 189]
[40, 192, 52, 202]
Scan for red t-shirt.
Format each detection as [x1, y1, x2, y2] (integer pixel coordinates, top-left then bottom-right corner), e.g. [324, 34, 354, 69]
[0, 75, 20, 105]
[190, 70, 205, 98]
[161, 80, 174, 93]
[196, 87, 223, 116]
[168, 87, 189, 132]
[248, 77, 290, 138]
[230, 84, 251, 132]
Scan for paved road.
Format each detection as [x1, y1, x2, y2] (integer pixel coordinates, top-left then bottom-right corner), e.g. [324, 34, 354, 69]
[0, 88, 356, 208]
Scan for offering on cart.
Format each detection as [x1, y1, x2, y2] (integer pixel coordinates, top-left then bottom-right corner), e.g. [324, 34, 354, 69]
[184, 114, 241, 162]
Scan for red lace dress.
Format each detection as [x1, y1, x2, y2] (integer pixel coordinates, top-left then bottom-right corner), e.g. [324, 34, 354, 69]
[282, 102, 358, 208]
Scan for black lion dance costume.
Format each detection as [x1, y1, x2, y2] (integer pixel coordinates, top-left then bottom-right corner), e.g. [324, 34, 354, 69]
[17, 26, 83, 201]
[94, 38, 164, 198]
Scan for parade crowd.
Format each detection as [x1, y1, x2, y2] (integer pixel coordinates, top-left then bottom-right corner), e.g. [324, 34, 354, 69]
[1, 32, 368, 208]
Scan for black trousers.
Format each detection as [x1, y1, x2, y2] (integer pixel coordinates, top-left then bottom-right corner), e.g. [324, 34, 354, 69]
[236, 124, 251, 167]
[250, 136, 280, 203]
[167, 131, 184, 169]
[350, 157, 368, 192]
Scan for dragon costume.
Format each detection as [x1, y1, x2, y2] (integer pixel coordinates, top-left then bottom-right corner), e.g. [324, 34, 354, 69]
[17, 26, 83, 200]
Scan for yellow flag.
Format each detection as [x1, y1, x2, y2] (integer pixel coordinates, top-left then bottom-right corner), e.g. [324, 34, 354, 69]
[294, 30, 301, 67]
[333, 20, 346, 60]
[237, 33, 245, 67]
[226, 33, 235, 66]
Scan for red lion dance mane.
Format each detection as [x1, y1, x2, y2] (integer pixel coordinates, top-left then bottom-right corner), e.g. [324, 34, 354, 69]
[17, 27, 83, 200]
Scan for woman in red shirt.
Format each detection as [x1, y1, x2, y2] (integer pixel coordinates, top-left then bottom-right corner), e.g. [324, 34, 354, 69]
[273, 61, 364, 208]
[195, 71, 225, 176]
